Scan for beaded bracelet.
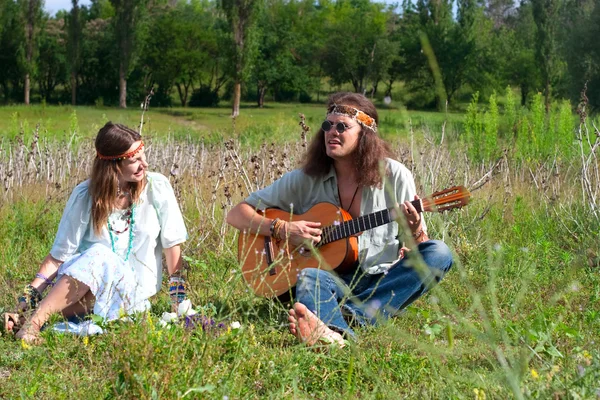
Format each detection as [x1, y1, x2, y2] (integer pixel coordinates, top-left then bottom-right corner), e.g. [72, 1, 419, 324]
[269, 218, 280, 237]
[169, 276, 186, 304]
[17, 285, 43, 310]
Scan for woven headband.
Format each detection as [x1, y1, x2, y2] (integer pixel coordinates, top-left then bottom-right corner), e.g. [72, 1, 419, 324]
[97, 141, 144, 161]
[327, 104, 377, 133]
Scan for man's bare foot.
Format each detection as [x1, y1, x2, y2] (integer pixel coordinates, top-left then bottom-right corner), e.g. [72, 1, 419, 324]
[288, 302, 345, 347]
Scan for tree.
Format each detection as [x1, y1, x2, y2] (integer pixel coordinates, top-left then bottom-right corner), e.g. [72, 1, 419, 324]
[67, 0, 82, 105]
[393, 0, 501, 108]
[251, 0, 316, 106]
[110, 0, 147, 108]
[320, 0, 393, 95]
[0, 0, 21, 102]
[143, 2, 223, 107]
[220, 0, 260, 117]
[503, 1, 541, 105]
[561, 0, 599, 107]
[483, 0, 516, 28]
[37, 17, 68, 101]
[531, 0, 562, 111]
[20, 0, 43, 105]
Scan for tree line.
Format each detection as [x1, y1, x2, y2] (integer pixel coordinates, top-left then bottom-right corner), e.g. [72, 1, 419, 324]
[0, 0, 599, 114]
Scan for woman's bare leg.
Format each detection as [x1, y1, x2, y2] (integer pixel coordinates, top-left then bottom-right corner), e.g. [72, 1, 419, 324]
[61, 290, 95, 319]
[16, 275, 90, 343]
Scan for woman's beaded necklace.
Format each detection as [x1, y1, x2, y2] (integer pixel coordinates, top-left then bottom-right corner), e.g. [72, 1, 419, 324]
[107, 202, 136, 262]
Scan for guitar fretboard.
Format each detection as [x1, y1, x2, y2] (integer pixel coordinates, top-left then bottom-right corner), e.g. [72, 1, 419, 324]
[319, 208, 393, 246]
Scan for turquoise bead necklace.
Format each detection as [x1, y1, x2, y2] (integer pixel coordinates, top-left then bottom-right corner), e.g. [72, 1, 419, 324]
[107, 202, 136, 262]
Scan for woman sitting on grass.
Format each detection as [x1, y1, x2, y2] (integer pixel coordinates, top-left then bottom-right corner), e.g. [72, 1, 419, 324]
[3, 122, 188, 344]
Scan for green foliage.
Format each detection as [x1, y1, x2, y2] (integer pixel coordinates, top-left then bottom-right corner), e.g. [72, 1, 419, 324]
[1, 124, 599, 397]
[464, 91, 483, 161]
[503, 86, 517, 140]
[482, 91, 499, 160]
[0, 101, 599, 397]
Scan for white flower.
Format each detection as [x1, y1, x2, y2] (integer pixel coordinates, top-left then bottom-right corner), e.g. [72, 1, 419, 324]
[161, 312, 178, 323]
[158, 319, 168, 328]
[230, 321, 241, 330]
[177, 299, 197, 317]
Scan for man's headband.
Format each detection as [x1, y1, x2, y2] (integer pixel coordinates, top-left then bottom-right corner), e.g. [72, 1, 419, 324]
[327, 104, 377, 133]
[97, 141, 144, 161]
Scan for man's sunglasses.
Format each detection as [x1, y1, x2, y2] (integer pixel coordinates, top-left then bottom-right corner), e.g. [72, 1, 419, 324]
[321, 120, 354, 134]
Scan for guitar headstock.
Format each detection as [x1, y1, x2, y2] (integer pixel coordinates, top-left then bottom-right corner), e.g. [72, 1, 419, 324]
[420, 186, 471, 212]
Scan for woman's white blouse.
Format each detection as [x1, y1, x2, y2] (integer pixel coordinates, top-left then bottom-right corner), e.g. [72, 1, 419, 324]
[50, 172, 188, 300]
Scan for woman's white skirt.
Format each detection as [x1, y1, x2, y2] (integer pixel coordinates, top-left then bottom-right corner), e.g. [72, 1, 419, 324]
[57, 243, 150, 321]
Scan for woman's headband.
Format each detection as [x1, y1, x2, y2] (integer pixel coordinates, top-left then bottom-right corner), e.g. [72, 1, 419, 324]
[97, 141, 144, 161]
[327, 104, 377, 133]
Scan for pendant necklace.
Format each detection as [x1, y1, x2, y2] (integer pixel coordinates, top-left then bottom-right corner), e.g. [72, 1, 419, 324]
[107, 202, 136, 262]
[338, 184, 360, 211]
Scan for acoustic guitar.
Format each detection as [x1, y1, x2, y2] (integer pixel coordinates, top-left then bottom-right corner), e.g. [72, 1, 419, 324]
[237, 186, 470, 297]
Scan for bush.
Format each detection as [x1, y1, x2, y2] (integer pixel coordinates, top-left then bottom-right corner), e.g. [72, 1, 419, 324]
[299, 91, 312, 103]
[189, 87, 220, 107]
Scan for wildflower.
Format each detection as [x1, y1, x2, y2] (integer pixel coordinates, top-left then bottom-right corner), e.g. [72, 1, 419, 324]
[161, 312, 178, 323]
[230, 321, 241, 330]
[178, 299, 197, 317]
[21, 340, 31, 350]
[473, 388, 486, 400]
[530, 368, 539, 379]
[83, 336, 89, 346]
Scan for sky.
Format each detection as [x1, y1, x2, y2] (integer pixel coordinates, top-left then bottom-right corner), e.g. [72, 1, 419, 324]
[44, 0, 92, 16]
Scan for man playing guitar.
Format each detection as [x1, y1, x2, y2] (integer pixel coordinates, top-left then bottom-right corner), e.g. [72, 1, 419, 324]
[226, 92, 454, 347]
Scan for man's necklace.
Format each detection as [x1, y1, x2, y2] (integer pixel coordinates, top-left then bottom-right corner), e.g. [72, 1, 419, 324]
[338, 184, 360, 211]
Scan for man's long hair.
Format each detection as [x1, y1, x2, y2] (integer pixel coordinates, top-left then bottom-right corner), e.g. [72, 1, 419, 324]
[302, 92, 394, 188]
[90, 122, 145, 235]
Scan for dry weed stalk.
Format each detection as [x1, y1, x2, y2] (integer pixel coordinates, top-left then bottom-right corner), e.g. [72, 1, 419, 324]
[576, 84, 600, 221]
[1, 120, 597, 245]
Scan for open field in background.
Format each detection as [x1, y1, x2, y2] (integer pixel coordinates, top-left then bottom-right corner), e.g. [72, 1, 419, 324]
[0, 104, 464, 145]
[0, 106, 598, 398]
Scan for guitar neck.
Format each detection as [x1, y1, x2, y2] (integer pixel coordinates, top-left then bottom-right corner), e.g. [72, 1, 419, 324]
[320, 199, 422, 246]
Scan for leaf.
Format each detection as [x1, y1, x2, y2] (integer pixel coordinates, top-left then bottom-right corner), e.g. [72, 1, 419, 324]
[182, 385, 216, 397]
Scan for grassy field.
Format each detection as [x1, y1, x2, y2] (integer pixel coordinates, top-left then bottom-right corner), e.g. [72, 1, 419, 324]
[0, 105, 598, 399]
[0, 103, 464, 145]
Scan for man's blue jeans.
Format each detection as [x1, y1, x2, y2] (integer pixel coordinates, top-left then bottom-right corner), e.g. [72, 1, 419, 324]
[295, 240, 453, 338]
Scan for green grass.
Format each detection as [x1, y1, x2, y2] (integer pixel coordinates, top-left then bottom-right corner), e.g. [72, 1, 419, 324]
[0, 104, 464, 146]
[0, 182, 598, 398]
[0, 106, 598, 399]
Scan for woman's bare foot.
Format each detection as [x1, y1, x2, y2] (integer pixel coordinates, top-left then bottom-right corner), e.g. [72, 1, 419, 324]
[288, 302, 345, 347]
[15, 319, 43, 345]
[3, 313, 26, 334]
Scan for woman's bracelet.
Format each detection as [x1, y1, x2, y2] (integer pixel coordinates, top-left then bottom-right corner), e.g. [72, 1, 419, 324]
[169, 275, 186, 304]
[35, 273, 55, 288]
[17, 284, 43, 310]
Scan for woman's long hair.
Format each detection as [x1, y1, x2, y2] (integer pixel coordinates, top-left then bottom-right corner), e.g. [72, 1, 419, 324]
[302, 92, 394, 188]
[90, 122, 145, 235]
